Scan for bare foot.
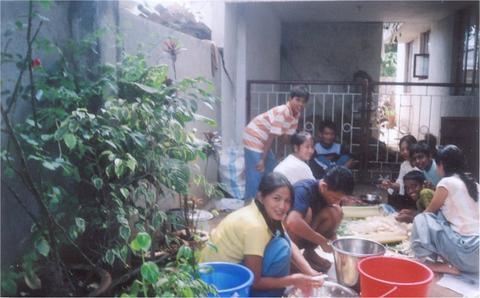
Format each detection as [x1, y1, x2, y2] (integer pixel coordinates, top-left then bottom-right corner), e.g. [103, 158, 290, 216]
[425, 261, 461, 275]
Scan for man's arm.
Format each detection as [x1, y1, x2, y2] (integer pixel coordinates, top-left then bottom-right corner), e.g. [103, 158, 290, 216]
[285, 210, 331, 252]
[257, 133, 275, 172]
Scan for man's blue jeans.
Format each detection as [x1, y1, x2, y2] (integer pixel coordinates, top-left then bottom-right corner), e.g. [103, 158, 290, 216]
[244, 148, 277, 200]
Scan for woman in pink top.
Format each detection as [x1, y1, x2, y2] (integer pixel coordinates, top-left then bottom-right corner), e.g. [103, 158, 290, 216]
[411, 145, 479, 275]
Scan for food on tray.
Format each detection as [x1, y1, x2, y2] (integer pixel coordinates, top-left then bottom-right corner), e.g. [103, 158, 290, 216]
[345, 215, 412, 243]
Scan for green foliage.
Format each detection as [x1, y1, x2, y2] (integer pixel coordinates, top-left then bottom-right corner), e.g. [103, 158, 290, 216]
[1, 2, 218, 294]
[381, 43, 397, 77]
[122, 234, 216, 297]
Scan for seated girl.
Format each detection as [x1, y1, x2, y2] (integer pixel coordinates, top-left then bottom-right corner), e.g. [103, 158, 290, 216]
[273, 131, 315, 185]
[201, 172, 324, 297]
[411, 145, 479, 275]
[381, 134, 418, 210]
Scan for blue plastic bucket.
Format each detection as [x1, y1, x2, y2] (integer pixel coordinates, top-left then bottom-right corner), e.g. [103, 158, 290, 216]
[199, 262, 254, 297]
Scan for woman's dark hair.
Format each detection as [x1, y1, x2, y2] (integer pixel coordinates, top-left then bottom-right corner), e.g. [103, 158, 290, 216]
[403, 170, 426, 184]
[256, 172, 293, 235]
[258, 172, 293, 199]
[399, 134, 417, 150]
[291, 131, 311, 149]
[290, 85, 310, 102]
[436, 145, 478, 202]
[423, 133, 438, 157]
[323, 166, 354, 195]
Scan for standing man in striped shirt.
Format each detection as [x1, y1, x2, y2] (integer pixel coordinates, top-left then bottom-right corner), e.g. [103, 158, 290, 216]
[243, 86, 310, 200]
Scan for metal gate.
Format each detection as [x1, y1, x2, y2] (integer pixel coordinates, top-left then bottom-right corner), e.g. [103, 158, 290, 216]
[247, 80, 478, 182]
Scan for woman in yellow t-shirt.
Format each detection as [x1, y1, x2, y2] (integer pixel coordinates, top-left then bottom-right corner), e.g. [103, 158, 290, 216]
[201, 172, 324, 297]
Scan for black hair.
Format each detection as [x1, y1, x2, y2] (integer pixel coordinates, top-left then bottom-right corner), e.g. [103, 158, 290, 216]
[291, 131, 312, 149]
[399, 134, 417, 150]
[423, 133, 438, 157]
[256, 172, 293, 235]
[318, 120, 337, 133]
[258, 172, 293, 199]
[435, 145, 478, 202]
[323, 166, 354, 195]
[289, 85, 310, 103]
[409, 141, 431, 158]
[403, 170, 426, 184]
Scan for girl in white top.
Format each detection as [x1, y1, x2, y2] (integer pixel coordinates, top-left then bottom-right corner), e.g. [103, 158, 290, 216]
[411, 145, 479, 275]
[382, 135, 418, 195]
[274, 132, 315, 185]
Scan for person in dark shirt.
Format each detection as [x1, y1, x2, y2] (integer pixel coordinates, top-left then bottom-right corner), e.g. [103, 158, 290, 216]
[285, 166, 354, 272]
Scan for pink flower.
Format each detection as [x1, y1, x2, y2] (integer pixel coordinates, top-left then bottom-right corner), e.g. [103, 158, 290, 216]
[31, 58, 41, 68]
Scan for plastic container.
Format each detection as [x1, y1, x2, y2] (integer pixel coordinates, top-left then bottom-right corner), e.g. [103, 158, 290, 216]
[358, 256, 433, 297]
[331, 237, 386, 291]
[167, 208, 213, 231]
[199, 262, 254, 297]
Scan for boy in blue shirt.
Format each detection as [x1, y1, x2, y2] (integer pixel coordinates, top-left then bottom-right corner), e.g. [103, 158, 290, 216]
[311, 120, 353, 178]
[285, 166, 354, 272]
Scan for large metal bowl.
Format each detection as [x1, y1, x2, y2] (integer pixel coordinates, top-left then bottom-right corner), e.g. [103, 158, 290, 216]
[286, 281, 358, 297]
[332, 237, 386, 291]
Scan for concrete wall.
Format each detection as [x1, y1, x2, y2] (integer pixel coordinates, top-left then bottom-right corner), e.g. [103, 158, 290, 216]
[221, 3, 282, 145]
[281, 22, 383, 81]
[393, 13, 477, 141]
[1, 0, 77, 266]
[397, 14, 455, 86]
[114, 2, 222, 206]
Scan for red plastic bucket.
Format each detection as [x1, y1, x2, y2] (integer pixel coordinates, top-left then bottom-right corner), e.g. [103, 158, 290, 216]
[358, 256, 433, 297]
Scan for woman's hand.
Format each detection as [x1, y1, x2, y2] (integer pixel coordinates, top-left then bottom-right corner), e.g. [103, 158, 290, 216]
[291, 273, 324, 297]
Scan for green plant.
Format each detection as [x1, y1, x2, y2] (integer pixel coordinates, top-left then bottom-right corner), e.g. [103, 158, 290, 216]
[381, 43, 397, 77]
[121, 232, 216, 297]
[1, 1, 218, 295]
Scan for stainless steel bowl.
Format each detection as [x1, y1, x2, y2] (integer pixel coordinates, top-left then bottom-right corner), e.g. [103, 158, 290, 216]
[332, 237, 386, 291]
[286, 281, 358, 297]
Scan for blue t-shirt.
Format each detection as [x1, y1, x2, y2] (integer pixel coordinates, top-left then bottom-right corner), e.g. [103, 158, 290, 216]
[424, 160, 441, 186]
[292, 179, 327, 216]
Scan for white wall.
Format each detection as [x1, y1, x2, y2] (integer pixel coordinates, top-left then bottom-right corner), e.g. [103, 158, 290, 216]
[393, 13, 477, 141]
[281, 22, 383, 81]
[245, 3, 281, 81]
[399, 14, 455, 86]
[221, 3, 282, 145]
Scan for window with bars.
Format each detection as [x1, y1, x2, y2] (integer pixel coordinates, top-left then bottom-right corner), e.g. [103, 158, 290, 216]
[454, 8, 479, 94]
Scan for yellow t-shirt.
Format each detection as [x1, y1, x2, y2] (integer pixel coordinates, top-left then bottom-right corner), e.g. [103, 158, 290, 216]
[200, 202, 273, 263]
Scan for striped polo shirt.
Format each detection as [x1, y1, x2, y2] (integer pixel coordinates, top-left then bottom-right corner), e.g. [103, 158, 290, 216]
[243, 104, 299, 153]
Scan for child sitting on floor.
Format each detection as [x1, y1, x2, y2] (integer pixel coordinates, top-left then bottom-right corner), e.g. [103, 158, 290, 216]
[411, 145, 479, 275]
[310, 120, 353, 179]
[395, 170, 434, 223]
